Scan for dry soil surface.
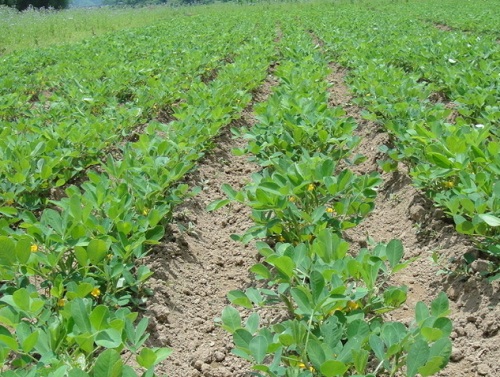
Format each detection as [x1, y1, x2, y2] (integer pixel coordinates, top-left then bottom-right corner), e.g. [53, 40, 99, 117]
[142, 64, 499, 377]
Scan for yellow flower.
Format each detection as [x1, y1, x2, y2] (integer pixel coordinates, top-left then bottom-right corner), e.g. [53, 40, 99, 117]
[5, 199, 13, 206]
[288, 196, 296, 202]
[443, 181, 454, 189]
[90, 287, 101, 298]
[326, 207, 335, 214]
[57, 298, 66, 307]
[307, 184, 315, 191]
[298, 362, 315, 372]
[347, 300, 360, 311]
[142, 208, 149, 216]
[30, 244, 38, 253]
[277, 235, 285, 242]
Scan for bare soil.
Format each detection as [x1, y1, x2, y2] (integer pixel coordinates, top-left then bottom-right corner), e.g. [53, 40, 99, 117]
[328, 63, 500, 377]
[143, 77, 276, 377]
[141, 63, 499, 377]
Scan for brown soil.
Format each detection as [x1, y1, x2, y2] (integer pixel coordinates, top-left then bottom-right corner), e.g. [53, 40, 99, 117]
[140, 62, 499, 377]
[143, 77, 276, 377]
[328, 63, 500, 377]
[434, 23, 454, 32]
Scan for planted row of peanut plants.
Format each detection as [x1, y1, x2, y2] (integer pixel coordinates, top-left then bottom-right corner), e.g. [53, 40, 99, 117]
[0, 9, 278, 376]
[212, 22, 452, 377]
[0, 15, 253, 211]
[305, 1, 500, 277]
[399, 0, 500, 36]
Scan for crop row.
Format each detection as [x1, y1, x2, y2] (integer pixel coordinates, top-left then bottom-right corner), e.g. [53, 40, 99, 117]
[0, 14, 278, 376]
[400, 0, 500, 36]
[212, 23, 452, 377]
[305, 3, 500, 275]
[0, 14, 257, 211]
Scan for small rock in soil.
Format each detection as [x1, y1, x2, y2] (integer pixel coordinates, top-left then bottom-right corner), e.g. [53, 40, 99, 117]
[477, 363, 490, 376]
[193, 360, 204, 371]
[471, 259, 490, 273]
[214, 351, 226, 362]
[451, 349, 464, 362]
[408, 204, 426, 222]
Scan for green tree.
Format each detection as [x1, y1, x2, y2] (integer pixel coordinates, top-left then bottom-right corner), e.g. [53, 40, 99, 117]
[0, 0, 69, 10]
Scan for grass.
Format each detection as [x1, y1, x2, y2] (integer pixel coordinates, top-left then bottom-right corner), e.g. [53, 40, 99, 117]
[0, 5, 180, 55]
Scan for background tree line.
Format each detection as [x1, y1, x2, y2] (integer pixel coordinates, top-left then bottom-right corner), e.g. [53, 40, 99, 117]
[0, 0, 228, 10]
[0, 0, 68, 10]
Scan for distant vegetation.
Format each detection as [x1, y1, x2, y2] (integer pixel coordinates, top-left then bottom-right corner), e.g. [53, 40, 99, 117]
[1, 0, 216, 10]
[0, 0, 69, 10]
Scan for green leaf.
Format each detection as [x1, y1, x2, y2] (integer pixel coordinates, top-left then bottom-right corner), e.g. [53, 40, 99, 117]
[233, 329, 253, 350]
[249, 335, 268, 364]
[383, 286, 407, 308]
[0, 333, 18, 351]
[428, 337, 452, 368]
[306, 338, 326, 370]
[454, 215, 474, 234]
[418, 356, 445, 377]
[15, 237, 31, 264]
[90, 306, 110, 331]
[41, 209, 63, 235]
[206, 199, 231, 212]
[227, 290, 252, 309]
[87, 239, 109, 264]
[0, 236, 16, 266]
[71, 299, 91, 333]
[245, 288, 263, 306]
[312, 229, 348, 262]
[259, 182, 284, 197]
[74, 246, 89, 267]
[421, 327, 443, 342]
[290, 288, 312, 315]
[74, 333, 94, 354]
[478, 214, 500, 227]
[268, 255, 295, 279]
[137, 348, 157, 369]
[153, 347, 173, 364]
[381, 322, 407, 347]
[21, 331, 39, 353]
[433, 317, 453, 336]
[0, 206, 18, 216]
[221, 184, 238, 200]
[250, 263, 271, 279]
[320, 316, 343, 350]
[13, 288, 30, 312]
[430, 292, 450, 317]
[407, 339, 430, 377]
[311, 206, 326, 223]
[310, 270, 325, 304]
[245, 313, 260, 334]
[221, 306, 241, 333]
[415, 301, 430, 324]
[427, 153, 452, 169]
[145, 225, 164, 244]
[386, 239, 404, 269]
[320, 360, 348, 377]
[11, 173, 26, 184]
[352, 348, 369, 374]
[368, 335, 385, 362]
[92, 349, 123, 377]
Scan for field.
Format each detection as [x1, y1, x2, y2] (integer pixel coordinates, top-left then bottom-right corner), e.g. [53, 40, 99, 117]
[0, 0, 499, 376]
